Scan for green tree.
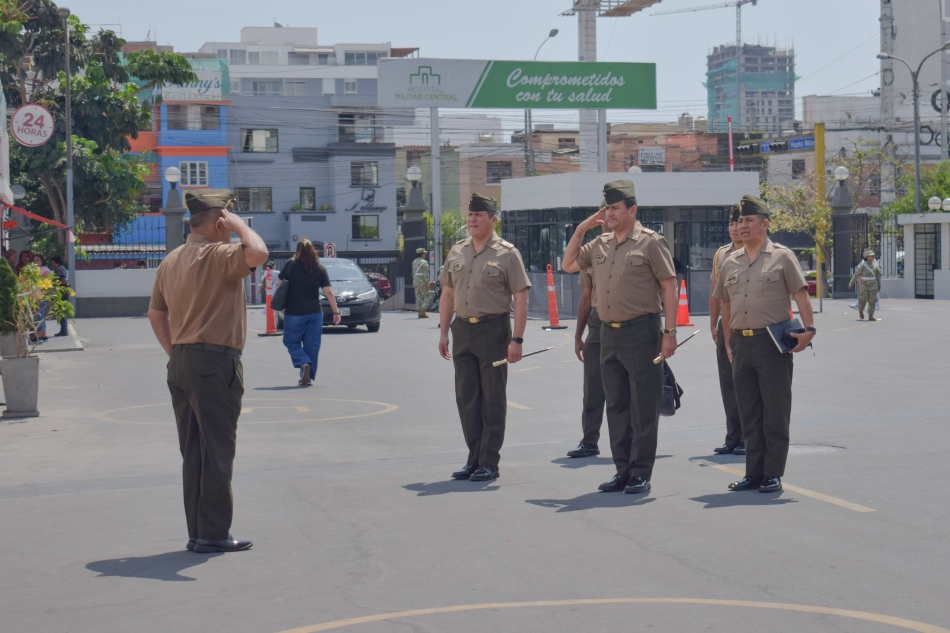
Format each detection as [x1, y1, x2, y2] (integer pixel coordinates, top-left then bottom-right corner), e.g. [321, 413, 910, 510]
[0, 0, 196, 232]
[881, 160, 950, 219]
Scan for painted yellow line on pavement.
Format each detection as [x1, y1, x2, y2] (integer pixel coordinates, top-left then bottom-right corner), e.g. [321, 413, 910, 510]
[709, 464, 875, 513]
[275, 598, 949, 633]
[507, 401, 531, 410]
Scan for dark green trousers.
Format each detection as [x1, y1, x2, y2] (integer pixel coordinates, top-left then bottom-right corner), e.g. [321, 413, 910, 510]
[167, 346, 244, 541]
[716, 319, 743, 446]
[730, 334, 793, 478]
[581, 311, 606, 445]
[451, 315, 510, 469]
[600, 314, 663, 480]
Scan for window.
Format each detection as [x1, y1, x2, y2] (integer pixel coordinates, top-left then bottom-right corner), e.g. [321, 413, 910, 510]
[261, 51, 277, 64]
[300, 187, 316, 210]
[350, 161, 378, 187]
[344, 79, 357, 94]
[792, 158, 806, 180]
[486, 161, 512, 184]
[322, 78, 335, 95]
[235, 187, 272, 212]
[558, 137, 577, 149]
[338, 112, 376, 143]
[284, 80, 307, 96]
[248, 51, 260, 65]
[240, 128, 278, 153]
[352, 215, 379, 239]
[344, 51, 382, 66]
[250, 80, 282, 96]
[288, 52, 311, 65]
[168, 105, 217, 130]
[217, 49, 227, 60]
[318, 53, 330, 65]
[229, 49, 246, 65]
[179, 161, 208, 187]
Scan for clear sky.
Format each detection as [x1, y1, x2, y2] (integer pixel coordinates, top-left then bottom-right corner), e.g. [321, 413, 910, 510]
[69, 0, 881, 128]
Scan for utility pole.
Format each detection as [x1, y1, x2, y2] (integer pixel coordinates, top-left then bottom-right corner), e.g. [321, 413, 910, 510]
[941, 0, 948, 162]
[58, 7, 75, 294]
[576, 0, 599, 173]
[815, 122, 826, 303]
[879, 0, 897, 279]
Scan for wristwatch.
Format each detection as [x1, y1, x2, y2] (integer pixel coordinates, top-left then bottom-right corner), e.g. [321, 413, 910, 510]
[661, 328, 677, 336]
[805, 326, 817, 334]
[512, 337, 524, 344]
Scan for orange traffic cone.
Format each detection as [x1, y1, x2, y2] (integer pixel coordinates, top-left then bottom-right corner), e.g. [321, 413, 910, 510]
[676, 279, 694, 326]
[258, 266, 281, 337]
[542, 264, 568, 330]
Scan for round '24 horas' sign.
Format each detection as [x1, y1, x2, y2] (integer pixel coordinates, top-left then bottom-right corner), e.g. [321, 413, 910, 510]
[10, 104, 54, 147]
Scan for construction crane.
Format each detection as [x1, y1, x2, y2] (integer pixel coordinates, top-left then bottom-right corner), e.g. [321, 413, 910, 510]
[652, 0, 760, 130]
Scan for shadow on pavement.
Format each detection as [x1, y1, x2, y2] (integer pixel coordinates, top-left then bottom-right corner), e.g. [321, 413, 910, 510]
[86, 550, 222, 581]
[551, 456, 615, 469]
[404, 480, 500, 496]
[688, 454, 745, 465]
[526, 493, 656, 513]
[252, 385, 322, 391]
[690, 492, 797, 509]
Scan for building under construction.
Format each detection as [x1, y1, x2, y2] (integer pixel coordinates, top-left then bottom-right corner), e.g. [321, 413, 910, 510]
[706, 43, 797, 135]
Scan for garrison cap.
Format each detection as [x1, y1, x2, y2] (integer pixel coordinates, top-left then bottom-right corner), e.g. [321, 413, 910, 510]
[739, 194, 770, 218]
[603, 179, 636, 205]
[184, 189, 236, 215]
[469, 192, 497, 213]
[863, 248, 875, 257]
[416, 247, 427, 255]
[729, 204, 740, 223]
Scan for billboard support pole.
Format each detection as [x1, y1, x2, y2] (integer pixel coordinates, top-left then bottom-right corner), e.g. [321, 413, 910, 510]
[597, 109, 608, 172]
[430, 107, 442, 276]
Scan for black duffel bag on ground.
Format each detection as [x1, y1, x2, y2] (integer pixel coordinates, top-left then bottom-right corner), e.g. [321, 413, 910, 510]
[660, 362, 683, 417]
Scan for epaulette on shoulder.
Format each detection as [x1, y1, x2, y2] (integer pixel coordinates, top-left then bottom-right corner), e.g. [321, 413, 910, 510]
[455, 238, 467, 245]
[732, 247, 746, 257]
[499, 239, 515, 249]
[642, 227, 656, 234]
[773, 242, 789, 250]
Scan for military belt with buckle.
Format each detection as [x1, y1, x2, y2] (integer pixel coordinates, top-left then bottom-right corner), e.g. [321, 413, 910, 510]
[733, 328, 767, 337]
[458, 313, 508, 324]
[603, 313, 657, 330]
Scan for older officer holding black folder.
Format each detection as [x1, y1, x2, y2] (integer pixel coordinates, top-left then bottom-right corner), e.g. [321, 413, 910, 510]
[713, 195, 815, 493]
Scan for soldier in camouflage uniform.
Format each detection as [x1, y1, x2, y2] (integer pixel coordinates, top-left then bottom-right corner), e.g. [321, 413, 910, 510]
[413, 248, 431, 318]
[849, 248, 882, 321]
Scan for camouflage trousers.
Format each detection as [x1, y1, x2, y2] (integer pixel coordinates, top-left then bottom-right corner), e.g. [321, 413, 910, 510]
[414, 283, 431, 312]
[857, 283, 878, 316]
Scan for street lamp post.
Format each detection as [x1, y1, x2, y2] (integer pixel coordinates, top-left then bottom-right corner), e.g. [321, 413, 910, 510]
[57, 6, 75, 292]
[525, 29, 558, 176]
[878, 42, 950, 215]
[160, 167, 186, 253]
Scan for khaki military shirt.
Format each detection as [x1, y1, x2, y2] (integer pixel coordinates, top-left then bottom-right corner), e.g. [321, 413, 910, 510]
[439, 232, 531, 319]
[575, 222, 676, 323]
[710, 242, 740, 283]
[578, 267, 601, 327]
[150, 234, 253, 350]
[713, 239, 807, 330]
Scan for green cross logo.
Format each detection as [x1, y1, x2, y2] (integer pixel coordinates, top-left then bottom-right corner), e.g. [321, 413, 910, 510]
[409, 66, 440, 85]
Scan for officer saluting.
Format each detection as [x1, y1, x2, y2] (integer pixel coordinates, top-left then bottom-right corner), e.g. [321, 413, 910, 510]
[710, 204, 745, 456]
[148, 190, 269, 552]
[439, 193, 531, 482]
[562, 180, 679, 495]
[714, 195, 816, 493]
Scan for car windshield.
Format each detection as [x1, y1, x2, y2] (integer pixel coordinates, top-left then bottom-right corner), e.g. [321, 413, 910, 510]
[323, 261, 365, 282]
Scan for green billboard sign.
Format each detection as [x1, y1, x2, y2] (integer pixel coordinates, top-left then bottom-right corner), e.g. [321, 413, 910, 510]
[378, 59, 656, 110]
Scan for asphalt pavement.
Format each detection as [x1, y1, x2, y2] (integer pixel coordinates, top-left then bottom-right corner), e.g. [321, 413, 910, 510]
[1, 299, 948, 633]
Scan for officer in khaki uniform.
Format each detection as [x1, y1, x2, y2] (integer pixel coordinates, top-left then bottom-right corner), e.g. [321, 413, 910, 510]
[566, 263, 606, 458]
[562, 180, 679, 495]
[438, 193, 531, 482]
[713, 195, 816, 493]
[710, 204, 745, 455]
[148, 189, 269, 552]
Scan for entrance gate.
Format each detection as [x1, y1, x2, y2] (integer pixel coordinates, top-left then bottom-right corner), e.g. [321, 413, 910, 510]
[402, 217, 428, 305]
[914, 223, 940, 299]
[832, 213, 869, 299]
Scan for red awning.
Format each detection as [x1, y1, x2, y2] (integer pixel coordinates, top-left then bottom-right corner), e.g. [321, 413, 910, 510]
[2, 202, 69, 229]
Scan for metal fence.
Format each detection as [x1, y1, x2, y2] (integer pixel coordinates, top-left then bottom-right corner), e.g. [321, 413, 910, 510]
[77, 214, 166, 270]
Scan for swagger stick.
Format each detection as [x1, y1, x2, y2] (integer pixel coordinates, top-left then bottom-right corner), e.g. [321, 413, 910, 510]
[653, 330, 701, 364]
[492, 346, 555, 367]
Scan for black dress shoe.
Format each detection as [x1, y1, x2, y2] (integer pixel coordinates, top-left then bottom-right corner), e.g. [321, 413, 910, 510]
[54, 330, 69, 337]
[728, 476, 763, 491]
[567, 442, 599, 458]
[452, 464, 478, 480]
[186, 538, 196, 551]
[192, 534, 253, 553]
[469, 466, 499, 481]
[733, 443, 746, 455]
[714, 443, 738, 454]
[598, 474, 629, 492]
[759, 476, 782, 492]
[623, 476, 651, 494]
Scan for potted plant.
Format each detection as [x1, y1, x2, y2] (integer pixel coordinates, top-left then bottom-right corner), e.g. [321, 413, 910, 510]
[0, 263, 75, 418]
[0, 258, 16, 358]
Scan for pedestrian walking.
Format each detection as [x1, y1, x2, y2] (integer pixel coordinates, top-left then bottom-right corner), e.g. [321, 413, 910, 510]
[710, 204, 745, 456]
[562, 180, 679, 495]
[438, 193, 531, 482]
[277, 238, 341, 386]
[714, 195, 816, 494]
[147, 189, 269, 553]
[412, 247, 431, 318]
[566, 261, 606, 458]
[849, 249, 881, 321]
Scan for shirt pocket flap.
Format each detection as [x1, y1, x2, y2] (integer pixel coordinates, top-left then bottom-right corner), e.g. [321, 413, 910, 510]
[724, 272, 739, 287]
[759, 270, 782, 283]
[624, 254, 645, 266]
[482, 265, 500, 277]
[595, 254, 607, 264]
[449, 262, 463, 273]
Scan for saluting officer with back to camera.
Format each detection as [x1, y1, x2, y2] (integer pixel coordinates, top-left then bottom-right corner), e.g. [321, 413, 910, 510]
[709, 204, 745, 456]
[438, 193, 531, 483]
[713, 195, 816, 494]
[562, 180, 679, 495]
